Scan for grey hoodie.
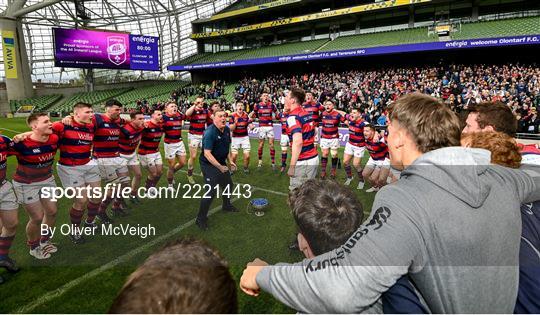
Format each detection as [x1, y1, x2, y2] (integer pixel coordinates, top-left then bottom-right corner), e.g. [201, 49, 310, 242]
[257, 147, 540, 313]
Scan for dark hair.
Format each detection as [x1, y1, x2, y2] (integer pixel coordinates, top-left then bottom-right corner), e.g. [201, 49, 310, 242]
[289, 179, 364, 255]
[387, 93, 461, 153]
[73, 102, 93, 110]
[289, 87, 306, 105]
[364, 124, 376, 131]
[27, 112, 49, 125]
[105, 99, 123, 108]
[468, 102, 517, 137]
[109, 238, 237, 314]
[130, 111, 144, 119]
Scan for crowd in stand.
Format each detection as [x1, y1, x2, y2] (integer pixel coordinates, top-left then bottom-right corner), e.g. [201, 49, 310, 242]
[233, 63, 540, 133]
[129, 63, 539, 134]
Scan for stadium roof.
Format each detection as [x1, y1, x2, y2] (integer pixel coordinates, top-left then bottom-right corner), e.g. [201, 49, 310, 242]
[0, 0, 235, 83]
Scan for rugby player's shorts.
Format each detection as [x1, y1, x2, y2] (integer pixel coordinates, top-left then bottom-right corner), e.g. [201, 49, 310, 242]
[231, 136, 251, 153]
[188, 133, 203, 148]
[57, 159, 100, 188]
[280, 135, 290, 147]
[164, 141, 187, 159]
[120, 152, 141, 166]
[366, 157, 391, 169]
[13, 177, 56, 205]
[344, 142, 366, 158]
[96, 157, 128, 181]
[320, 138, 340, 150]
[139, 152, 163, 167]
[258, 126, 274, 140]
[289, 156, 319, 192]
[0, 180, 18, 210]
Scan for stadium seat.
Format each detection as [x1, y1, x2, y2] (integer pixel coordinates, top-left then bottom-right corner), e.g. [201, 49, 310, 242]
[9, 94, 63, 112]
[454, 16, 540, 40]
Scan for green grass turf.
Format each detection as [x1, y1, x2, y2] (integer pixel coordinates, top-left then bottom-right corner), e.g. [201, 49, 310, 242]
[0, 117, 376, 313]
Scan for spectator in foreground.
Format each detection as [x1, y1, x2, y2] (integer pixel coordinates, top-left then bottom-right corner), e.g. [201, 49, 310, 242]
[109, 238, 237, 314]
[240, 93, 540, 313]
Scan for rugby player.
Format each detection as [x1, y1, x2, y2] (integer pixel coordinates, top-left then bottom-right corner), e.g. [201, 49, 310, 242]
[319, 100, 346, 179]
[11, 113, 59, 259]
[138, 110, 164, 194]
[250, 93, 278, 170]
[276, 107, 290, 173]
[302, 92, 324, 146]
[162, 102, 186, 187]
[89, 99, 131, 221]
[229, 101, 253, 173]
[53, 103, 101, 244]
[185, 96, 210, 184]
[0, 132, 19, 272]
[343, 108, 368, 189]
[362, 124, 391, 192]
[119, 111, 145, 203]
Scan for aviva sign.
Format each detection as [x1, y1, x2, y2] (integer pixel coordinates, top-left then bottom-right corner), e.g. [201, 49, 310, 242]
[2, 31, 18, 79]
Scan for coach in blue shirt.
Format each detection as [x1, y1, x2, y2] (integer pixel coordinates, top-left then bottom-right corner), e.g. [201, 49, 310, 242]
[196, 109, 238, 230]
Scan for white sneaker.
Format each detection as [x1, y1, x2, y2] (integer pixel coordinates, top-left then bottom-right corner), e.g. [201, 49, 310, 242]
[344, 177, 353, 186]
[366, 187, 379, 193]
[40, 240, 58, 253]
[257, 160, 263, 168]
[30, 246, 51, 260]
[357, 181, 365, 190]
[187, 175, 195, 184]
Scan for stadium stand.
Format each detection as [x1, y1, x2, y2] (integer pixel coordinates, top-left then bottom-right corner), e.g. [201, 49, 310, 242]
[172, 16, 540, 67]
[9, 94, 62, 112]
[320, 27, 435, 52]
[115, 81, 187, 109]
[49, 88, 132, 112]
[455, 16, 540, 40]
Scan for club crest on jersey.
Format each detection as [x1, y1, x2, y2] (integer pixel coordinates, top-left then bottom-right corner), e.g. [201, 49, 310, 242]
[33, 148, 41, 153]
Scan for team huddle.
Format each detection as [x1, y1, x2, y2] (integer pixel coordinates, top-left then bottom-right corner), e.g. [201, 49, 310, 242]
[0, 89, 391, 272]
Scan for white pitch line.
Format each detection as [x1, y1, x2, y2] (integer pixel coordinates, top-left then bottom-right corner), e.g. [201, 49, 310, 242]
[15, 196, 243, 314]
[0, 127, 24, 134]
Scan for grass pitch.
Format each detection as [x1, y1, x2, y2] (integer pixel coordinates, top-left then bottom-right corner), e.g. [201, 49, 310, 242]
[0, 117, 375, 313]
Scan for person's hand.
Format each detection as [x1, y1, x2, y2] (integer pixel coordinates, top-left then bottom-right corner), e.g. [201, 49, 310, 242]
[240, 258, 269, 297]
[229, 162, 237, 172]
[220, 165, 229, 173]
[287, 165, 295, 177]
[13, 131, 32, 143]
[62, 115, 73, 126]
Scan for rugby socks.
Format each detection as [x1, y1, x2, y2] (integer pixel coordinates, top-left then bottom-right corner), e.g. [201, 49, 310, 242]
[258, 147, 263, 160]
[86, 202, 100, 223]
[345, 165, 353, 178]
[321, 157, 328, 173]
[144, 177, 156, 189]
[167, 173, 174, 185]
[27, 239, 40, 250]
[40, 229, 51, 244]
[99, 198, 113, 214]
[331, 158, 338, 171]
[0, 235, 15, 259]
[281, 153, 287, 167]
[69, 207, 84, 227]
[187, 168, 193, 177]
[270, 148, 276, 164]
[356, 168, 364, 181]
[112, 199, 121, 210]
[331, 158, 338, 176]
